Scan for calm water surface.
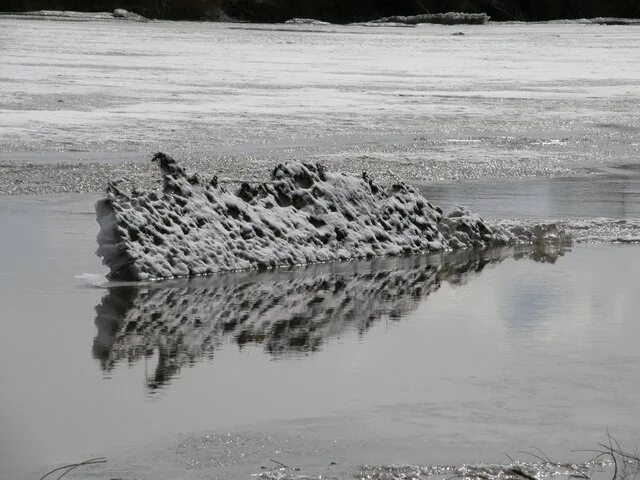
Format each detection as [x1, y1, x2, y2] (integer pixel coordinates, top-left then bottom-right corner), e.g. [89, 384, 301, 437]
[0, 188, 639, 480]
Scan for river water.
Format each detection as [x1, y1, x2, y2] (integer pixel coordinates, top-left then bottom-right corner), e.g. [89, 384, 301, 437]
[0, 16, 639, 480]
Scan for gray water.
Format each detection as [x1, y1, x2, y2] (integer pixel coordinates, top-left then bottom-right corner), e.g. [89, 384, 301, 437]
[1, 182, 639, 480]
[422, 166, 640, 220]
[1, 16, 640, 480]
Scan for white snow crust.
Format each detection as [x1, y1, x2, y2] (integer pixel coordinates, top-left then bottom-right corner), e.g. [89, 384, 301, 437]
[95, 153, 564, 280]
[2, 9, 147, 21]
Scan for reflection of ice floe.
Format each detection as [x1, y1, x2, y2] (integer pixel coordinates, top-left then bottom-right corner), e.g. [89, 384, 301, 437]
[96, 153, 565, 280]
[93, 246, 565, 392]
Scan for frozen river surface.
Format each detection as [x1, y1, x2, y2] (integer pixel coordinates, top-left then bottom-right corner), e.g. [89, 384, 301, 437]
[1, 19, 640, 192]
[1, 17, 640, 480]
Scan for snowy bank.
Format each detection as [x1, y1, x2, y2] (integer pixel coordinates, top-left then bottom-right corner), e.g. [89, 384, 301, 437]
[545, 17, 640, 25]
[95, 153, 564, 281]
[284, 18, 330, 25]
[1, 9, 147, 21]
[367, 12, 490, 25]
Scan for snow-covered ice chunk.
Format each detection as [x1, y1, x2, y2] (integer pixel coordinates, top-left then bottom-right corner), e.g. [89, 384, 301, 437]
[95, 153, 555, 281]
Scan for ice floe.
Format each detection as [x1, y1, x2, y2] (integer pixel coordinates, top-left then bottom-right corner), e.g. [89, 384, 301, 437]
[95, 153, 568, 280]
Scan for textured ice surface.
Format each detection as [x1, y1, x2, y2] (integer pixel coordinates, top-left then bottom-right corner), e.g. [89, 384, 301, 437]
[353, 461, 614, 480]
[3, 21, 640, 195]
[95, 153, 562, 280]
[253, 460, 612, 480]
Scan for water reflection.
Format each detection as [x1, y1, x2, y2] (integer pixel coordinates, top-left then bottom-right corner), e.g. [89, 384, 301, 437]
[93, 245, 565, 392]
[420, 171, 640, 221]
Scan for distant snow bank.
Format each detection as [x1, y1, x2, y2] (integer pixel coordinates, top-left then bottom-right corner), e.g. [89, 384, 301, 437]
[285, 18, 330, 25]
[95, 153, 567, 281]
[2, 9, 147, 21]
[586, 17, 640, 25]
[367, 12, 490, 25]
[503, 17, 640, 25]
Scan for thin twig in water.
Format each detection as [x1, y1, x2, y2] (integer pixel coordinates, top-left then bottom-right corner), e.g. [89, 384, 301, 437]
[504, 453, 517, 464]
[518, 449, 590, 479]
[518, 451, 549, 464]
[603, 435, 619, 480]
[269, 458, 291, 469]
[531, 447, 553, 464]
[40, 457, 106, 480]
[508, 465, 539, 480]
[54, 458, 106, 480]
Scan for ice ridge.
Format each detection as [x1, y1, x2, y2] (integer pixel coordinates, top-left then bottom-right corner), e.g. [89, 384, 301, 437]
[95, 153, 561, 281]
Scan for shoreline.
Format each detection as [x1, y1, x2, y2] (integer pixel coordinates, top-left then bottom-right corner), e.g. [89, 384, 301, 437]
[2, 10, 640, 25]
